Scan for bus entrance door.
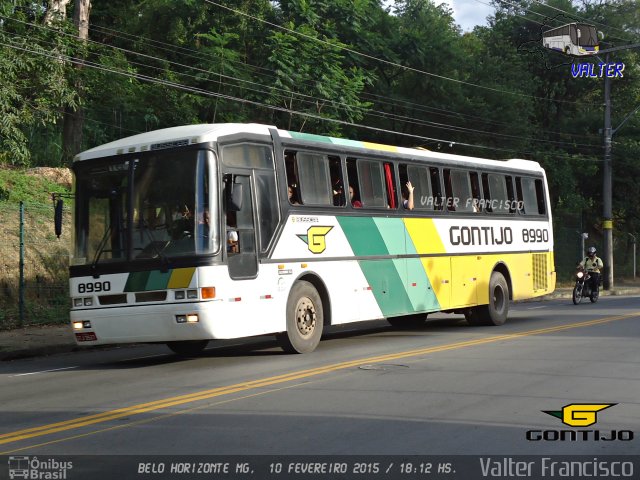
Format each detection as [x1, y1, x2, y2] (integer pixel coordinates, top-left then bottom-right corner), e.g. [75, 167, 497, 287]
[226, 174, 258, 280]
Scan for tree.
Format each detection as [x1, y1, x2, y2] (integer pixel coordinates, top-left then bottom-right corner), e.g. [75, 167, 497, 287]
[0, 1, 76, 166]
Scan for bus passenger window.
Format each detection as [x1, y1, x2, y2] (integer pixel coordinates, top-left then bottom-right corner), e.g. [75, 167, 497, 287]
[517, 177, 546, 215]
[329, 156, 345, 206]
[383, 162, 397, 209]
[470, 172, 482, 212]
[297, 152, 332, 205]
[357, 159, 387, 208]
[430, 167, 443, 211]
[406, 164, 434, 211]
[226, 211, 239, 253]
[285, 152, 302, 206]
[445, 169, 474, 212]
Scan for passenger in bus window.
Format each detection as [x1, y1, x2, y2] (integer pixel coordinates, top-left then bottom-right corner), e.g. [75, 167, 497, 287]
[288, 184, 301, 205]
[226, 211, 239, 253]
[349, 185, 362, 208]
[402, 181, 415, 210]
[227, 229, 238, 253]
[332, 178, 344, 206]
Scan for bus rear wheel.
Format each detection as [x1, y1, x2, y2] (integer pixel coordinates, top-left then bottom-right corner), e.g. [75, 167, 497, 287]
[465, 271, 509, 326]
[278, 280, 324, 354]
[167, 340, 209, 357]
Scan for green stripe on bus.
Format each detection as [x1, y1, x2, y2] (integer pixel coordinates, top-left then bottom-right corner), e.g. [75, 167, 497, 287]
[337, 217, 389, 256]
[339, 217, 413, 316]
[124, 271, 151, 292]
[146, 270, 172, 291]
[403, 226, 440, 311]
[359, 259, 413, 316]
[287, 131, 334, 143]
[373, 217, 406, 255]
[406, 257, 440, 311]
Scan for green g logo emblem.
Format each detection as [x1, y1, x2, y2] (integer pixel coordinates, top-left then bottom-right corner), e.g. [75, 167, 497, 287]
[297, 226, 333, 254]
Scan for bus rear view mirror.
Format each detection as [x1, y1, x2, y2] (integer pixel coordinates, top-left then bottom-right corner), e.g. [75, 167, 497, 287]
[54, 199, 64, 238]
[598, 31, 605, 41]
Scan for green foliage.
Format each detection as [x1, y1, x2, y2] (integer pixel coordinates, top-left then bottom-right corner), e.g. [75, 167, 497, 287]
[0, 0, 639, 241]
[0, 168, 70, 204]
[0, 2, 78, 167]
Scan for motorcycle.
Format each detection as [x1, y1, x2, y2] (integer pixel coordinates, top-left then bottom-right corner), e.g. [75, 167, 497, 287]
[572, 266, 599, 305]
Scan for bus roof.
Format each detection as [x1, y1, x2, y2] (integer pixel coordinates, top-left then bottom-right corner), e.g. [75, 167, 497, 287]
[74, 123, 544, 174]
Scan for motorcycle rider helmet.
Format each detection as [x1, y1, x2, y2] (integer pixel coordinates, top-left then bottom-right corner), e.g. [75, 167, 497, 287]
[587, 246, 596, 256]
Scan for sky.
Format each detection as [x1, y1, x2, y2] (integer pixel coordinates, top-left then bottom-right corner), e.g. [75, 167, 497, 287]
[439, 0, 496, 32]
[384, 0, 496, 32]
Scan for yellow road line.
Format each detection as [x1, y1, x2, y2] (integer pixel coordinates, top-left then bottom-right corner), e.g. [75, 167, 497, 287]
[1, 312, 637, 447]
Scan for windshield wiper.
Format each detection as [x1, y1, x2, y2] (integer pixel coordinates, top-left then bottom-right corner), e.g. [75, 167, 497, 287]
[91, 224, 113, 278]
[138, 222, 172, 272]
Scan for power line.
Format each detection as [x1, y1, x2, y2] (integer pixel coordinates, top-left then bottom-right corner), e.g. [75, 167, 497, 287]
[0, 37, 603, 162]
[203, 0, 599, 106]
[3, 15, 602, 149]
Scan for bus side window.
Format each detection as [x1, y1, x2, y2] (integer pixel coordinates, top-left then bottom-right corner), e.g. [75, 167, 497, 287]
[329, 156, 345, 206]
[505, 175, 516, 213]
[406, 164, 433, 211]
[482, 173, 510, 214]
[534, 179, 546, 214]
[346, 158, 361, 208]
[470, 171, 482, 212]
[347, 158, 387, 209]
[383, 162, 397, 209]
[445, 169, 474, 212]
[517, 176, 546, 216]
[443, 169, 454, 211]
[359, 159, 387, 208]
[429, 167, 443, 211]
[284, 151, 302, 206]
[297, 151, 332, 206]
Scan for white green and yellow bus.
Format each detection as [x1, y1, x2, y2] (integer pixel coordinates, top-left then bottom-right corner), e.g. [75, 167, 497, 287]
[64, 123, 556, 355]
[542, 22, 599, 56]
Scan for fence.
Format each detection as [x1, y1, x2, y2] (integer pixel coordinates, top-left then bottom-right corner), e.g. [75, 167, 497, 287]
[0, 201, 72, 329]
[553, 210, 638, 284]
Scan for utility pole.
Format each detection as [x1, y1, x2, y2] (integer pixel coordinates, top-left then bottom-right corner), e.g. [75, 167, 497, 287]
[602, 52, 613, 290]
[594, 43, 640, 289]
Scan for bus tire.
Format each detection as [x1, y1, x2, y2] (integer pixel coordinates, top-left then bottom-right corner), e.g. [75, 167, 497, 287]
[467, 271, 509, 326]
[278, 280, 323, 354]
[167, 340, 209, 357]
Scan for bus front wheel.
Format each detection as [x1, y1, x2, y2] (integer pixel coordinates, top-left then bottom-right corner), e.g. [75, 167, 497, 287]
[278, 280, 324, 354]
[465, 271, 509, 326]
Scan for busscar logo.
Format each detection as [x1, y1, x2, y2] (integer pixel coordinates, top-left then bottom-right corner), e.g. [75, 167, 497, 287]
[527, 403, 634, 442]
[297, 226, 333, 254]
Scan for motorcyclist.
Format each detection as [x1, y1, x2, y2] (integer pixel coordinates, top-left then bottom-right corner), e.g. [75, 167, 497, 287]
[579, 246, 603, 293]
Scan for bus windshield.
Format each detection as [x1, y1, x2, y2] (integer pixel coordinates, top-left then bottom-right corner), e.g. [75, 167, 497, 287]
[72, 149, 217, 267]
[576, 24, 598, 47]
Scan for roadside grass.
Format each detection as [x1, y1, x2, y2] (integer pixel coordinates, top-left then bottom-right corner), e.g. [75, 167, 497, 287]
[1, 166, 72, 329]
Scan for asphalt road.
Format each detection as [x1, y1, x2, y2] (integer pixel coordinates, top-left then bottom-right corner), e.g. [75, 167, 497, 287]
[1, 295, 639, 459]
